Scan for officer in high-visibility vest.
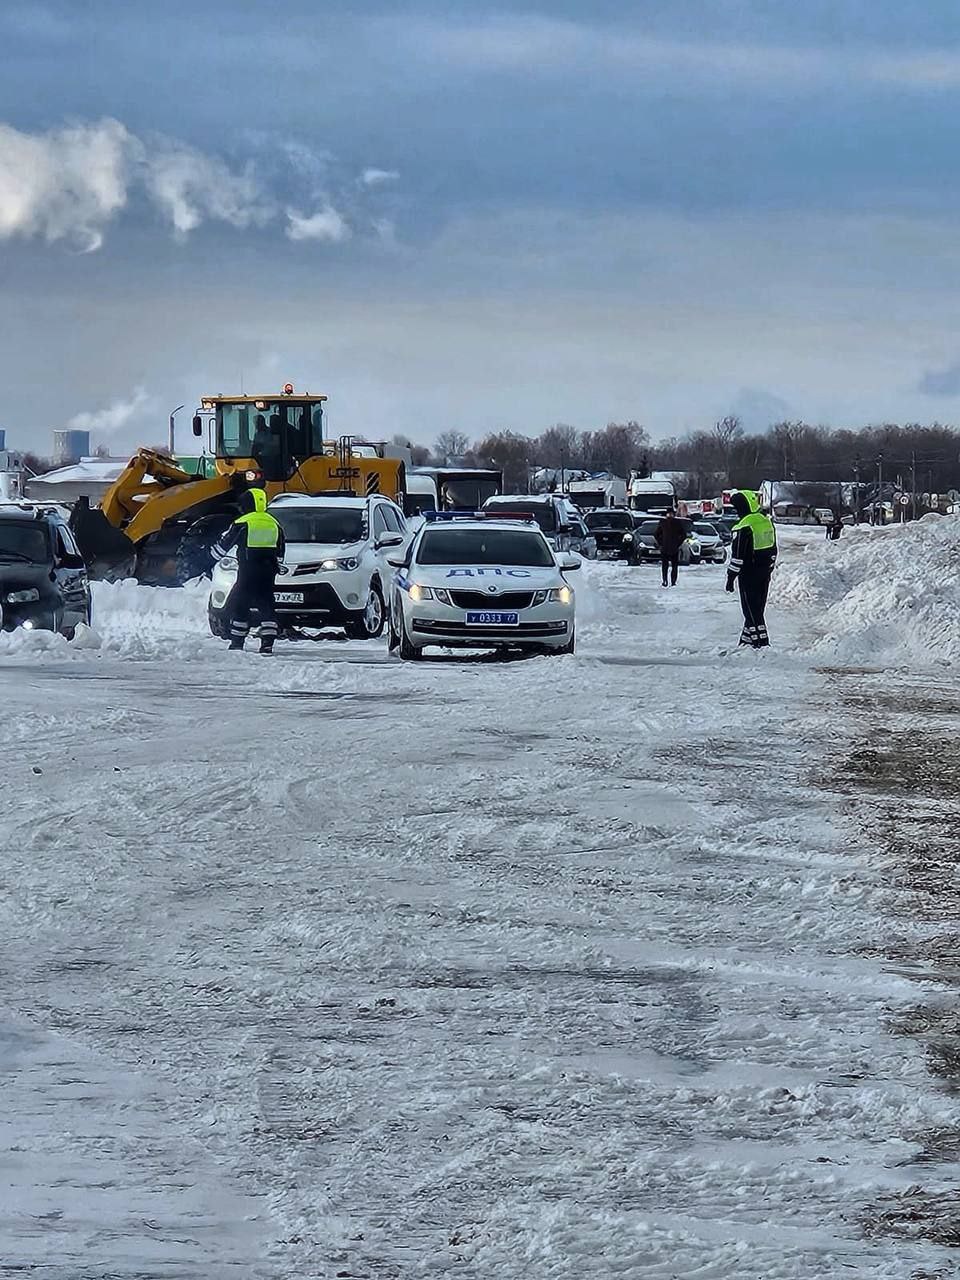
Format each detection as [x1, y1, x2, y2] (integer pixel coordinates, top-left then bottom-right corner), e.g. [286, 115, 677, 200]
[725, 489, 777, 648]
[211, 488, 285, 654]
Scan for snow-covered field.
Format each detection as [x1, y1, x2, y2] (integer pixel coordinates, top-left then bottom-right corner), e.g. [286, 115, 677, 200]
[2, 524, 960, 1278]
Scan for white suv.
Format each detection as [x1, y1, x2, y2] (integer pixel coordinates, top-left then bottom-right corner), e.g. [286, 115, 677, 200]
[208, 494, 407, 640]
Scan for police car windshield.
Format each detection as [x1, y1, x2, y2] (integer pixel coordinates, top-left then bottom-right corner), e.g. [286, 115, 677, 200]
[0, 520, 49, 562]
[274, 507, 364, 544]
[418, 527, 554, 567]
[483, 501, 557, 533]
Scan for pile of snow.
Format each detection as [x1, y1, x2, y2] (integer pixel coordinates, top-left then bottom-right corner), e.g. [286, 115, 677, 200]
[777, 515, 960, 666]
[0, 580, 211, 663]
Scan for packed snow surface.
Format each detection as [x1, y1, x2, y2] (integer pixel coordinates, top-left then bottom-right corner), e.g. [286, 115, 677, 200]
[1, 526, 959, 1278]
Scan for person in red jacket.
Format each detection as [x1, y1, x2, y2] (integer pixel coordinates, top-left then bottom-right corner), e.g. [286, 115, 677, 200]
[654, 509, 686, 587]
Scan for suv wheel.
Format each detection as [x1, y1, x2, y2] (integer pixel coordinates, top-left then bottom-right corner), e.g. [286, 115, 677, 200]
[345, 583, 385, 639]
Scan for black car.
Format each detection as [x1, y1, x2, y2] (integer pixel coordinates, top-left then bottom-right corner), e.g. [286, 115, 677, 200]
[0, 506, 92, 637]
[623, 517, 662, 564]
[584, 508, 635, 559]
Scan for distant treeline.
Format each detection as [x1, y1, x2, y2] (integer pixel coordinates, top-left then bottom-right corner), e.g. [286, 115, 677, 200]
[397, 418, 960, 497]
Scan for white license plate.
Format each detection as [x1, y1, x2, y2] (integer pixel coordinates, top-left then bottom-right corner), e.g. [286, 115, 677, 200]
[466, 611, 519, 626]
[275, 591, 304, 603]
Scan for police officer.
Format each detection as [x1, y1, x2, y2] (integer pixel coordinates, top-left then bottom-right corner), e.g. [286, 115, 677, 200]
[212, 488, 285, 654]
[725, 489, 777, 648]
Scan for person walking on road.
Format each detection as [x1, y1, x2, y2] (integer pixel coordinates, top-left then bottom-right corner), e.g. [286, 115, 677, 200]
[725, 489, 777, 648]
[654, 508, 686, 587]
[211, 488, 285, 654]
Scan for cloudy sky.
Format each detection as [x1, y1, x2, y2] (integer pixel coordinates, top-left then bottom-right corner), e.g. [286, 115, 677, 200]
[3, 0, 960, 452]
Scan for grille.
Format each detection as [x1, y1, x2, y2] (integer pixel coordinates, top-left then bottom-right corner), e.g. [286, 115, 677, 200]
[448, 590, 535, 609]
[413, 619, 567, 636]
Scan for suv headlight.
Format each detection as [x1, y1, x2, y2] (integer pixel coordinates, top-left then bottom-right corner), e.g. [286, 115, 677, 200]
[548, 586, 573, 604]
[320, 557, 360, 571]
[5, 589, 40, 604]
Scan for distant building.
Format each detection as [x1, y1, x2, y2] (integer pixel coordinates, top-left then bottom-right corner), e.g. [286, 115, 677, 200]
[53, 429, 91, 466]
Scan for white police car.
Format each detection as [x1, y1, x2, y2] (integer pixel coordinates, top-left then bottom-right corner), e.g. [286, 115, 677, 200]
[387, 513, 579, 659]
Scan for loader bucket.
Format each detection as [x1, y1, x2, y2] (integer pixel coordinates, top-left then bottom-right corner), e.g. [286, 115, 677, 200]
[70, 502, 137, 580]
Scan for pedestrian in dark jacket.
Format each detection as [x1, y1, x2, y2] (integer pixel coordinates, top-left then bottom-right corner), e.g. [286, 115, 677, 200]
[725, 489, 777, 648]
[211, 488, 285, 654]
[654, 510, 686, 586]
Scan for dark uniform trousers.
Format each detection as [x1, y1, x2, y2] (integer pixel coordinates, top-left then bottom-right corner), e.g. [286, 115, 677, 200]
[738, 571, 771, 649]
[230, 561, 280, 641]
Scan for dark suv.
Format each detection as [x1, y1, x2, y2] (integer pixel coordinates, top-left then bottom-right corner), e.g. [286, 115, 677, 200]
[0, 506, 92, 637]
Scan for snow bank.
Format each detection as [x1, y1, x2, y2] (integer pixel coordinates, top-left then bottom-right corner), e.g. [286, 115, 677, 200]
[777, 516, 960, 666]
[0, 580, 211, 663]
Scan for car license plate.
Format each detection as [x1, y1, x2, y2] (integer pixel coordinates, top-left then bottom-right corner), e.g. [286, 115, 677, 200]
[275, 591, 304, 603]
[466, 610, 519, 626]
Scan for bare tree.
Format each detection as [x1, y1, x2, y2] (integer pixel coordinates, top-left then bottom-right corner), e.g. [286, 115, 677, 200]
[713, 415, 742, 484]
[433, 430, 470, 464]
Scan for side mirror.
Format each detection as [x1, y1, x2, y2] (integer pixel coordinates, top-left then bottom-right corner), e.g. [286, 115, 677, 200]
[376, 532, 404, 550]
[192, 415, 203, 437]
[559, 554, 582, 571]
[386, 555, 407, 568]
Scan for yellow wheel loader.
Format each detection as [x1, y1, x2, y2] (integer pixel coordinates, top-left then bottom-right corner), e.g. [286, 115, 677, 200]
[72, 389, 407, 584]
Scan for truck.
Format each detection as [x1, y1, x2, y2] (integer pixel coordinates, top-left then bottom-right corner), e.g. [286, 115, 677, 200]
[565, 476, 627, 509]
[626, 474, 677, 514]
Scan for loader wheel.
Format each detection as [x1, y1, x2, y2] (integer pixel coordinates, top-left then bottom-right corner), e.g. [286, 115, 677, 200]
[177, 515, 236, 584]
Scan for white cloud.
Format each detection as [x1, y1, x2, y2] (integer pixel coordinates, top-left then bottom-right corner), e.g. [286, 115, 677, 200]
[142, 141, 273, 236]
[361, 167, 399, 187]
[285, 205, 351, 243]
[0, 117, 379, 251]
[67, 386, 154, 436]
[0, 118, 131, 252]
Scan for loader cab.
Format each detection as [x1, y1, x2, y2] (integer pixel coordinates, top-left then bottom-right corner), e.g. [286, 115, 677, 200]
[193, 391, 328, 483]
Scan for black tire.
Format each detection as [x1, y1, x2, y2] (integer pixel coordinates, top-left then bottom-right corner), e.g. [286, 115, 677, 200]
[398, 614, 423, 661]
[176, 514, 237, 584]
[344, 583, 386, 639]
[555, 626, 576, 655]
[208, 602, 230, 639]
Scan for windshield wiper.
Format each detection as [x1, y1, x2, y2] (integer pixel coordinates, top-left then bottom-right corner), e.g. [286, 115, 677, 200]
[0, 551, 34, 563]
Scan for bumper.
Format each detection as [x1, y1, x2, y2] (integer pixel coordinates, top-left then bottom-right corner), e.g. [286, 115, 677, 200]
[409, 612, 572, 648]
[210, 575, 367, 627]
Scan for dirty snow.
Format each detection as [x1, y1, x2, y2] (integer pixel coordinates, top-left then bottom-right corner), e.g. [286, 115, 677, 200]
[1, 528, 959, 1278]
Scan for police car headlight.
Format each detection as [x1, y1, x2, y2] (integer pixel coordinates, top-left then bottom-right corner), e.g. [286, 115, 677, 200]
[5, 589, 39, 604]
[531, 590, 548, 606]
[320, 557, 360, 571]
[549, 586, 573, 605]
[433, 588, 452, 605]
[408, 583, 434, 602]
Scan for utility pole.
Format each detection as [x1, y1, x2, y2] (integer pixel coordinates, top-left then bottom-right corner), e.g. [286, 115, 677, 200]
[911, 450, 917, 523]
[876, 452, 884, 524]
[853, 454, 861, 524]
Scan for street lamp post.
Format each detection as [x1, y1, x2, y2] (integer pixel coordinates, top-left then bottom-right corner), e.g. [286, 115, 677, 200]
[168, 404, 185, 456]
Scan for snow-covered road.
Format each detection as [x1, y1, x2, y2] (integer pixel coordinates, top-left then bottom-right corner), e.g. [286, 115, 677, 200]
[2, 531, 959, 1278]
